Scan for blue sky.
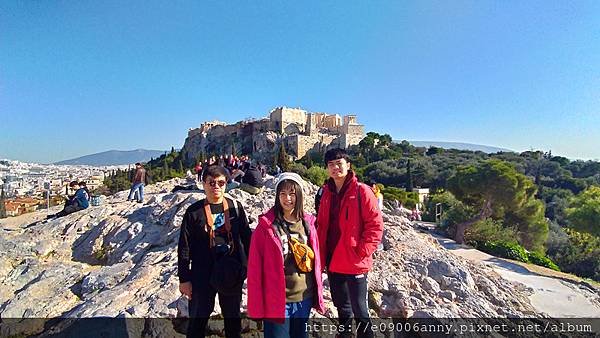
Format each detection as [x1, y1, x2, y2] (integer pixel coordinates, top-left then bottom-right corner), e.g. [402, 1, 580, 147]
[1, 1, 599, 163]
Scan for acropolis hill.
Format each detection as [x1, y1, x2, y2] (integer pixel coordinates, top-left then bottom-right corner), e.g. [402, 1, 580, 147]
[180, 106, 366, 164]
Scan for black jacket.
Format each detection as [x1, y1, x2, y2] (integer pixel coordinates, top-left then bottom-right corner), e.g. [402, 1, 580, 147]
[177, 197, 252, 284]
[241, 167, 264, 188]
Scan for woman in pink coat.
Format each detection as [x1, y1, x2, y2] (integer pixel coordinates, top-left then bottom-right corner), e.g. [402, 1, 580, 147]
[247, 172, 325, 338]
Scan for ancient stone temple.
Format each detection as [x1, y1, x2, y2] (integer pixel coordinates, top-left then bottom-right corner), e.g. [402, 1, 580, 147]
[180, 106, 366, 164]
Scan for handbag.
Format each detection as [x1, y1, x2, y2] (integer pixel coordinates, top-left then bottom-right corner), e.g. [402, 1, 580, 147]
[281, 220, 315, 273]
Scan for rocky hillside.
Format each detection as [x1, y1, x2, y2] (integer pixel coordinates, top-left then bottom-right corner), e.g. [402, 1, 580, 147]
[0, 178, 590, 337]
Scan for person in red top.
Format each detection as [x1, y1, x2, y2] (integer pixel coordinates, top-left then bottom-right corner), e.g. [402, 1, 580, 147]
[316, 148, 383, 338]
[194, 162, 203, 182]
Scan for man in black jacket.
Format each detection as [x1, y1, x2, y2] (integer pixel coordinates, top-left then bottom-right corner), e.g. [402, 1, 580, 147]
[178, 165, 252, 338]
[239, 162, 264, 195]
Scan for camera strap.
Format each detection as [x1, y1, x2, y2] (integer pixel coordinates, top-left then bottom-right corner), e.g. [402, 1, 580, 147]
[204, 199, 233, 249]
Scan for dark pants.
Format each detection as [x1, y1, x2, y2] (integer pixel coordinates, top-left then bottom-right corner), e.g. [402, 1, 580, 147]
[328, 272, 373, 338]
[54, 204, 84, 218]
[187, 280, 242, 338]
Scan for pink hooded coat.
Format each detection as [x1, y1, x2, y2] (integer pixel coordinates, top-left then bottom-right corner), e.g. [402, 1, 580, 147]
[247, 208, 325, 322]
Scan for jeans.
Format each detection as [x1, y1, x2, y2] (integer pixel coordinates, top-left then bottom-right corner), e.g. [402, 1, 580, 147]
[263, 297, 312, 338]
[328, 272, 373, 338]
[128, 183, 144, 202]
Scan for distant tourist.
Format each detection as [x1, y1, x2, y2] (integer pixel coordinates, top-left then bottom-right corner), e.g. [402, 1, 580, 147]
[47, 181, 89, 219]
[194, 162, 203, 182]
[316, 148, 384, 338]
[247, 172, 325, 337]
[367, 180, 384, 211]
[127, 163, 146, 203]
[239, 162, 264, 195]
[178, 165, 252, 338]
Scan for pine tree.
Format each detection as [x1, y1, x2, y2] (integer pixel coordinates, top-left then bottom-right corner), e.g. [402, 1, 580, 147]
[305, 153, 313, 168]
[277, 144, 290, 172]
[0, 188, 6, 219]
[231, 142, 237, 157]
[171, 146, 175, 154]
[178, 159, 184, 174]
[163, 159, 169, 178]
[406, 159, 414, 191]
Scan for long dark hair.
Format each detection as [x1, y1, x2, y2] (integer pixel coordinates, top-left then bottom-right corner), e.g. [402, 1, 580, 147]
[274, 179, 304, 223]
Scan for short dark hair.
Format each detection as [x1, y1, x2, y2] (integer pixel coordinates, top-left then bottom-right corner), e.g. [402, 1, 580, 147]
[135, 162, 142, 166]
[78, 181, 87, 186]
[274, 179, 305, 223]
[324, 148, 351, 164]
[69, 181, 79, 187]
[202, 165, 230, 182]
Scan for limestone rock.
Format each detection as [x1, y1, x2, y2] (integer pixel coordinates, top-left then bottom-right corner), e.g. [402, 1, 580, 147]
[0, 177, 580, 337]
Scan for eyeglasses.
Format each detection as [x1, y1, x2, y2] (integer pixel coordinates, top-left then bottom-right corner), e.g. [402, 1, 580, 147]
[207, 180, 227, 188]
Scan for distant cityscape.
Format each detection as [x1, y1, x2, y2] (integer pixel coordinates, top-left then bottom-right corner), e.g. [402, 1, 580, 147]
[0, 159, 127, 217]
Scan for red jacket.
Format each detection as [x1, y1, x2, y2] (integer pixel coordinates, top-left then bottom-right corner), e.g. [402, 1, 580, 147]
[247, 208, 325, 322]
[316, 174, 384, 274]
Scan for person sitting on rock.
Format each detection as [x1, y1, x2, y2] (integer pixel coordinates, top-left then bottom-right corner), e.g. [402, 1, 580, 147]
[238, 162, 265, 195]
[178, 165, 252, 338]
[48, 181, 89, 219]
[247, 172, 325, 338]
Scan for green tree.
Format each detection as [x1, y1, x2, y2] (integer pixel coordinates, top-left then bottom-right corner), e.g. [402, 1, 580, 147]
[447, 159, 547, 246]
[162, 159, 169, 178]
[567, 186, 600, 237]
[304, 166, 329, 186]
[406, 159, 413, 191]
[178, 159, 185, 174]
[304, 153, 313, 168]
[277, 144, 290, 172]
[0, 188, 6, 218]
[231, 142, 237, 156]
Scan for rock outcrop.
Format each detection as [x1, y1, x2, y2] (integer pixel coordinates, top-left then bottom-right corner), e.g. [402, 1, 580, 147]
[0, 178, 587, 337]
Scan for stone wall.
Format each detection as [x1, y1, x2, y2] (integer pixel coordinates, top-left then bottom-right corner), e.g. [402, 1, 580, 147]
[287, 133, 339, 159]
[269, 107, 307, 134]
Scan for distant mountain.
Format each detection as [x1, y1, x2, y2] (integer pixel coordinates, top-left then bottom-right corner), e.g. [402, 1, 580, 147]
[400, 141, 513, 154]
[55, 149, 167, 166]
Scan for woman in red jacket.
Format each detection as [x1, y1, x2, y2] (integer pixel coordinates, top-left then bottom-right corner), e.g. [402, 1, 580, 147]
[247, 172, 325, 338]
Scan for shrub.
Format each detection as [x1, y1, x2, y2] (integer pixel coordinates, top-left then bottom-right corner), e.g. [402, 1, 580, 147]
[288, 163, 307, 177]
[304, 166, 329, 186]
[527, 251, 560, 271]
[546, 227, 600, 281]
[380, 186, 419, 209]
[424, 191, 473, 227]
[473, 240, 529, 263]
[465, 218, 516, 244]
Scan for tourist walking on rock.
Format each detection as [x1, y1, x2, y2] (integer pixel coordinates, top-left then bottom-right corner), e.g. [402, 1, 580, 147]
[127, 163, 146, 203]
[316, 148, 384, 338]
[178, 165, 252, 338]
[247, 172, 325, 338]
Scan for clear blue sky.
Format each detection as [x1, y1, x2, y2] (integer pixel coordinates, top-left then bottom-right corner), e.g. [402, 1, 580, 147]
[1, 1, 599, 163]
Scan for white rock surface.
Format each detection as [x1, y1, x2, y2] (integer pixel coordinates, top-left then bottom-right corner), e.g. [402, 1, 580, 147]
[0, 177, 594, 336]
